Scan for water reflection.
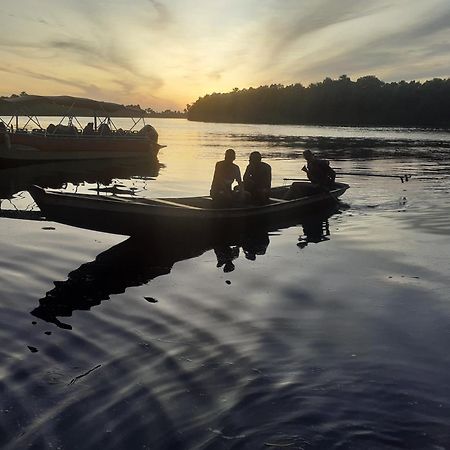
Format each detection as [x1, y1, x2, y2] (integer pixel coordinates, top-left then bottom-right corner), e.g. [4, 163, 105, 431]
[31, 211, 336, 330]
[0, 157, 161, 201]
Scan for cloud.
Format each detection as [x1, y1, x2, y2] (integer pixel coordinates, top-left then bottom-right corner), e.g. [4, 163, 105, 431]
[47, 38, 136, 74]
[288, 3, 450, 82]
[0, 65, 95, 92]
[147, 0, 173, 27]
[261, 0, 384, 62]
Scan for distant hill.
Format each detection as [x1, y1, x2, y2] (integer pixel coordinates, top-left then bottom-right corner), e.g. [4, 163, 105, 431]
[0, 94, 149, 117]
[187, 76, 450, 127]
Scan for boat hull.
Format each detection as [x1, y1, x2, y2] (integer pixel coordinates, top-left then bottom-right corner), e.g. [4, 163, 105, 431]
[29, 183, 349, 236]
[1, 132, 162, 162]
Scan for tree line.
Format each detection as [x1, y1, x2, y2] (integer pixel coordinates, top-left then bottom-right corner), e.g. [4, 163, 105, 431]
[186, 75, 450, 127]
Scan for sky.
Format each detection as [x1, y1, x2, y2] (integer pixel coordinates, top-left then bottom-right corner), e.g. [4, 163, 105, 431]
[1, 0, 450, 110]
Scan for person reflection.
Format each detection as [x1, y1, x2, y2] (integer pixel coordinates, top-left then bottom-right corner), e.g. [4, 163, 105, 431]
[214, 230, 270, 270]
[214, 245, 240, 272]
[297, 217, 330, 249]
[242, 232, 270, 260]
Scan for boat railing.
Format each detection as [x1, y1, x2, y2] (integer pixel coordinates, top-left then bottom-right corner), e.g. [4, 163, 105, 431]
[11, 129, 151, 140]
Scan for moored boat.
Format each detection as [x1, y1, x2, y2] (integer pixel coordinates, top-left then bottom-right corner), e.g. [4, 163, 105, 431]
[29, 181, 349, 236]
[0, 95, 164, 164]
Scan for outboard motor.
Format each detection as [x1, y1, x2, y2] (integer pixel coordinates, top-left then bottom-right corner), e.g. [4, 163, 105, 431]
[138, 124, 158, 143]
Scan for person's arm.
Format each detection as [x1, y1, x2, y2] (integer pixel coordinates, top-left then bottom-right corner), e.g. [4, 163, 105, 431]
[324, 160, 336, 181]
[264, 164, 272, 189]
[234, 165, 243, 191]
[243, 165, 250, 183]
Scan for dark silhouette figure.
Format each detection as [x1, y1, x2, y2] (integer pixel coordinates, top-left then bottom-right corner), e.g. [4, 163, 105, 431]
[214, 245, 240, 272]
[302, 150, 336, 187]
[83, 122, 95, 135]
[297, 217, 331, 248]
[98, 123, 112, 136]
[243, 151, 271, 204]
[210, 148, 243, 206]
[242, 231, 270, 260]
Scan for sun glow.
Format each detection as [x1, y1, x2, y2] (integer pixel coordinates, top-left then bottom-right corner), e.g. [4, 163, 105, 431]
[1, 0, 450, 110]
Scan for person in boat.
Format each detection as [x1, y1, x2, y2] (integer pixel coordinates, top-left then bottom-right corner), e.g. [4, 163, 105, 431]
[53, 124, 78, 135]
[302, 150, 336, 187]
[46, 123, 56, 135]
[83, 122, 95, 135]
[0, 121, 6, 145]
[210, 148, 243, 206]
[243, 151, 272, 204]
[98, 123, 112, 136]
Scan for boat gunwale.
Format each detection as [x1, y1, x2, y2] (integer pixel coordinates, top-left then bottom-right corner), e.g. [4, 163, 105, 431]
[30, 182, 349, 215]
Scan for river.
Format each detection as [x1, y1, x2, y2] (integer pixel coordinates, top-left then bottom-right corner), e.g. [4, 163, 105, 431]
[1, 118, 450, 449]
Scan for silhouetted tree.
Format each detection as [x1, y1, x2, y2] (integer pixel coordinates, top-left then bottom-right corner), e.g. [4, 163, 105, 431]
[186, 76, 450, 127]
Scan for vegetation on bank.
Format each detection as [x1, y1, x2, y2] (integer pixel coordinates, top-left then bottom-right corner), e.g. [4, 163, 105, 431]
[144, 108, 185, 119]
[186, 75, 450, 127]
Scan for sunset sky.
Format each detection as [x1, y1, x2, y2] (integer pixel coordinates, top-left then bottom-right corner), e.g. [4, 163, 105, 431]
[1, 0, 450, 110]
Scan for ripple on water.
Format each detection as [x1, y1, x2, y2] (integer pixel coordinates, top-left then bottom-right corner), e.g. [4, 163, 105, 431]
[2, 132, 450, 448]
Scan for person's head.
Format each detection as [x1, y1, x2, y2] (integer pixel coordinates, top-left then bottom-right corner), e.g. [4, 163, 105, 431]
[249, 151, 262, 164]
[303, 150, 314, 161]
[225, 148, 236, 162]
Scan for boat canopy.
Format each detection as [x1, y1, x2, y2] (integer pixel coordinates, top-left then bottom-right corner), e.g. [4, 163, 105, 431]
[0, 95, 147, 118]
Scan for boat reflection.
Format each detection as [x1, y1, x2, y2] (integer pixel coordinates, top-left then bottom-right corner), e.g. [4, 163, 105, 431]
[31, 210, 337, 329]
[0, 157, 161, 201]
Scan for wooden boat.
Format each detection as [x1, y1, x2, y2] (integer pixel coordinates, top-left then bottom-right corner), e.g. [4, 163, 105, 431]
[29, 181, 349, 236]
[0, 95, 164, 163]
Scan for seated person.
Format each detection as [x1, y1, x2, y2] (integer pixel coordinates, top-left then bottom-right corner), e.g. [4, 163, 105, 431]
[83, 122, 95, 135]
[46, 123, 56, 134]
[210, 148, 243, 206]
[98, 123, 112, 136]
[0, 122, 6, 145]
[243, 151, 272, 204]
[302, 149, 336, 187]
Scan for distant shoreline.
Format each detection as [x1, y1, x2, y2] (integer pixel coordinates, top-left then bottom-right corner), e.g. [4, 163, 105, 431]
[186, 75, 450, 129]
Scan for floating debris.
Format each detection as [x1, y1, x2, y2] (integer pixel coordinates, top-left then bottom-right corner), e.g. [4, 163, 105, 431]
[68, 364, 102, 385]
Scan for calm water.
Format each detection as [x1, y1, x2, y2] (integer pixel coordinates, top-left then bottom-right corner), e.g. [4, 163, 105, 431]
[1, 119, 450, 449]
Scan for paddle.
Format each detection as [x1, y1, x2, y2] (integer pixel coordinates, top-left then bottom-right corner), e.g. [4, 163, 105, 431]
[284, 172, 412, 183]
[337, 171, 411, 183]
